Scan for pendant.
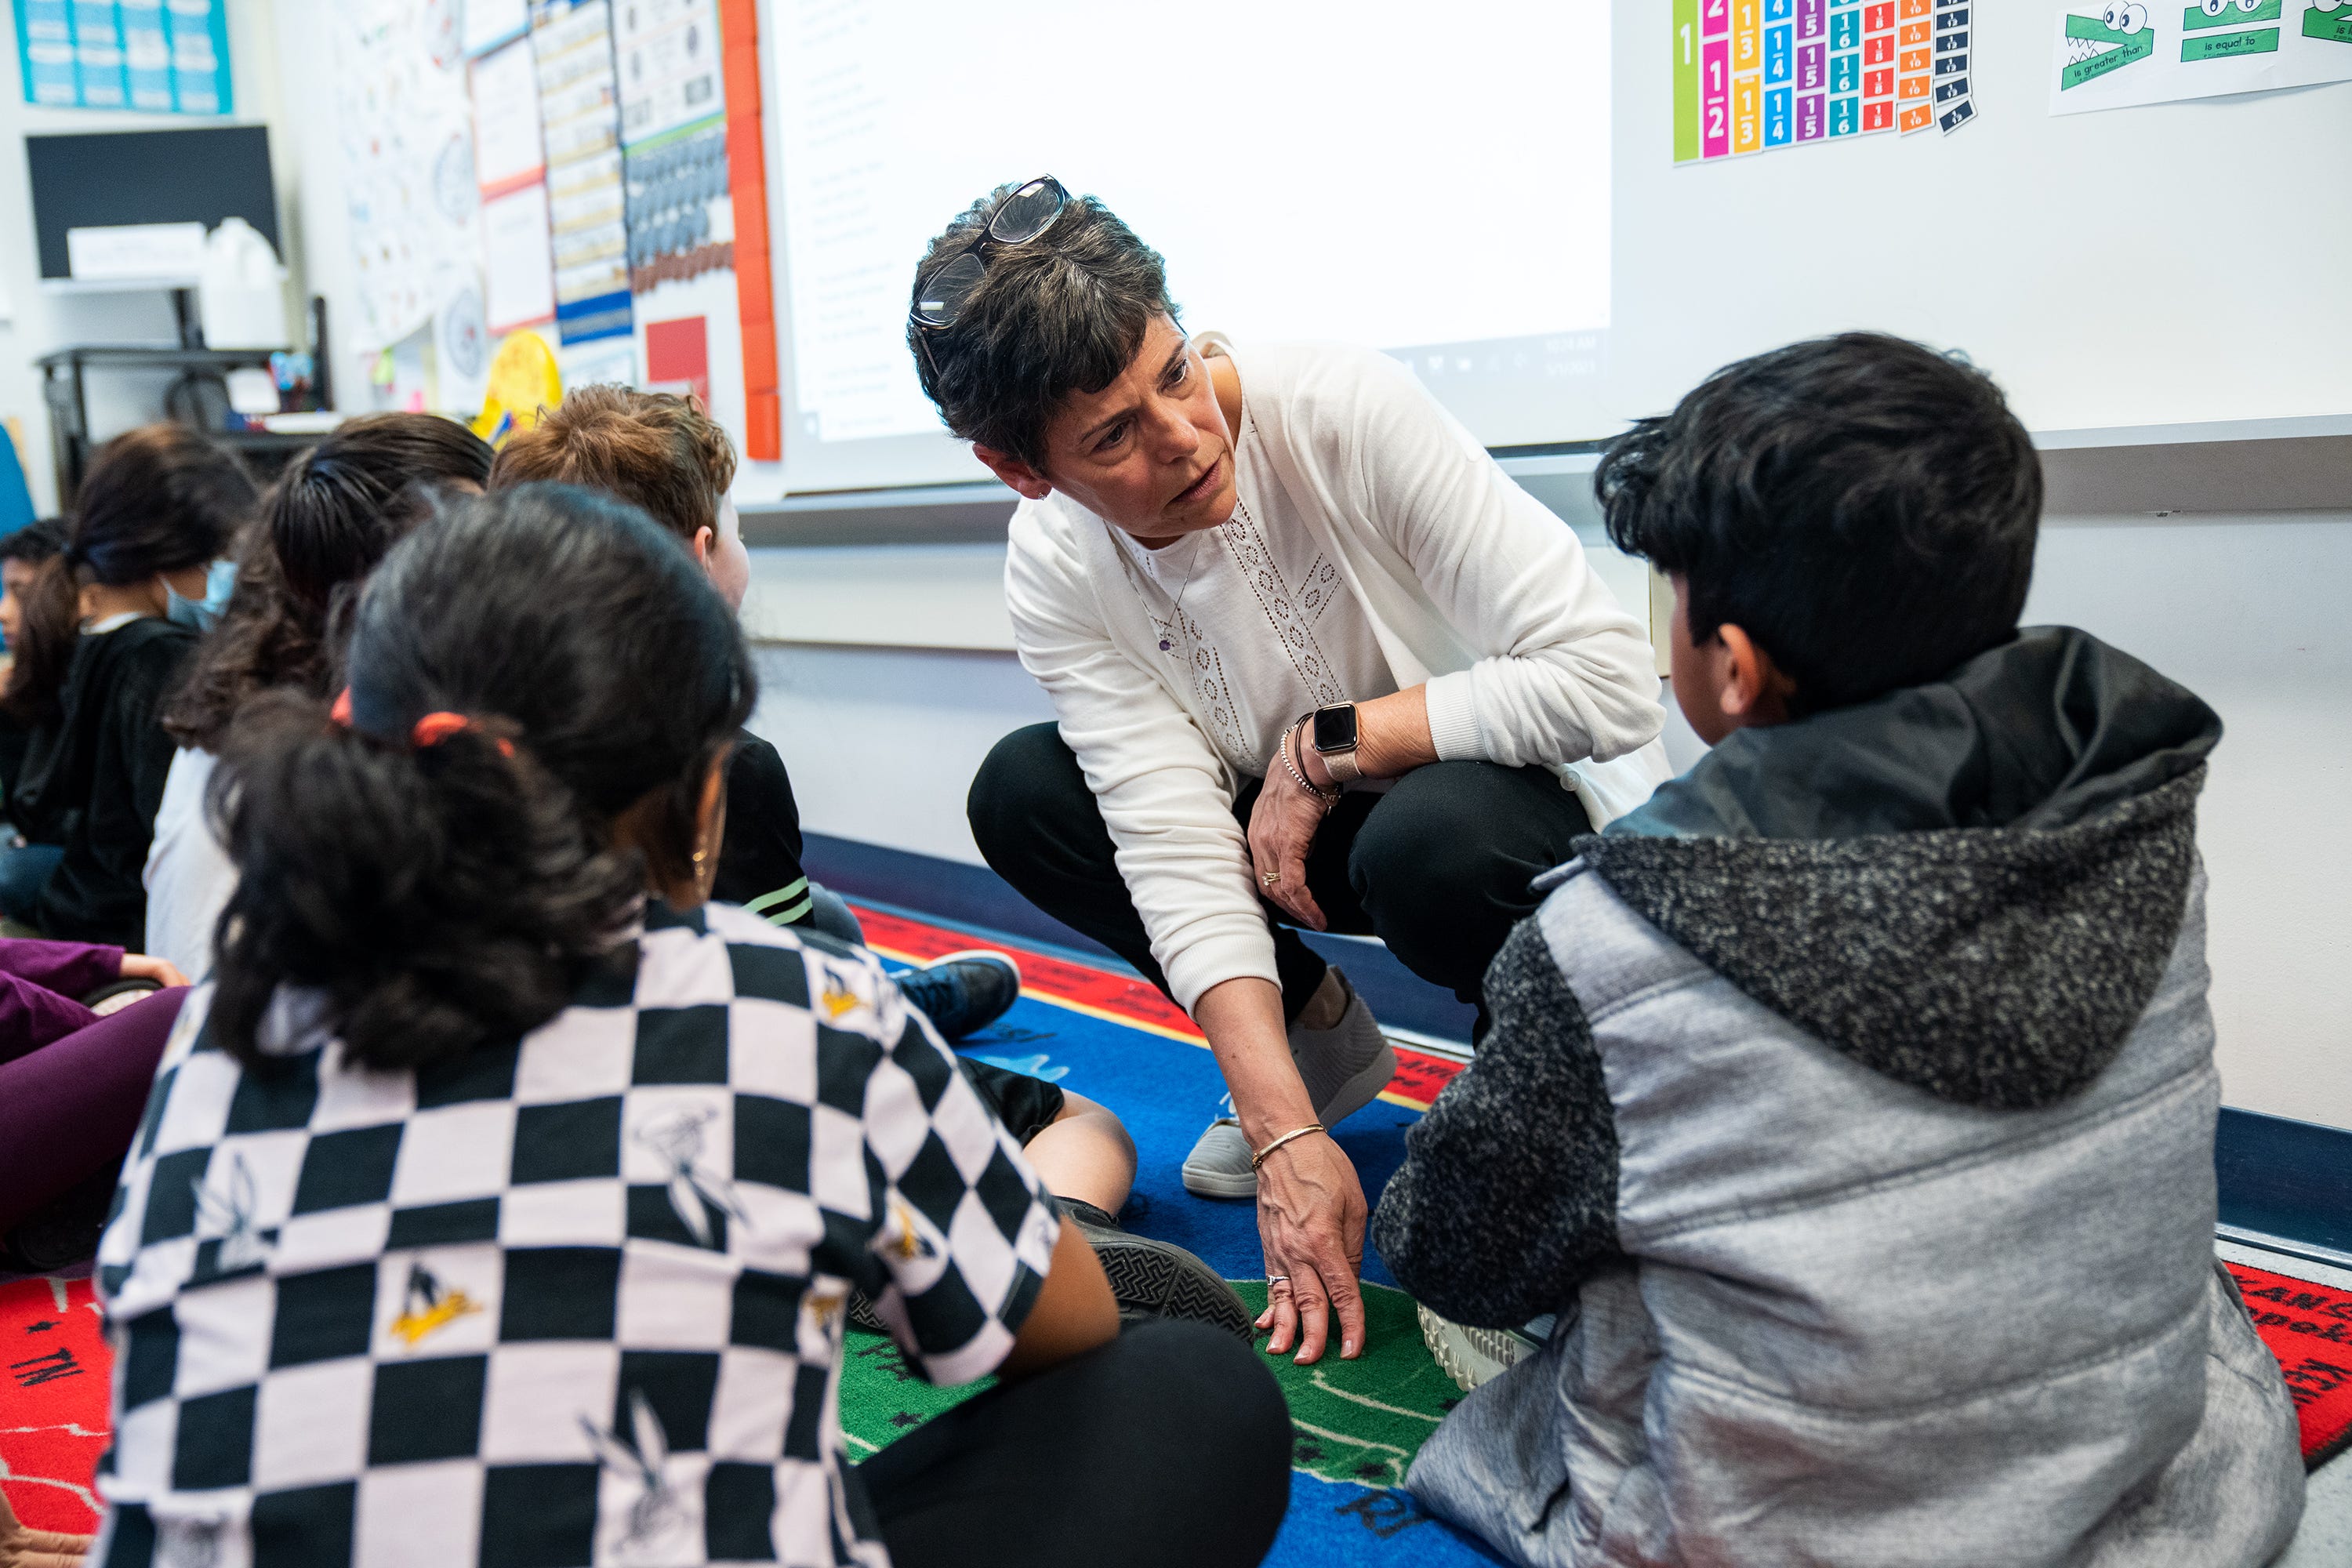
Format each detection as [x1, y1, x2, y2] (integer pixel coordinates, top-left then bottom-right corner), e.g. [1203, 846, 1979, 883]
[1159, 637, 1174, 652]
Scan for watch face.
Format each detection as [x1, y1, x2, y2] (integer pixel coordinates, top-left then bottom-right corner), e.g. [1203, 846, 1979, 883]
[1312, 704, 1358, 753]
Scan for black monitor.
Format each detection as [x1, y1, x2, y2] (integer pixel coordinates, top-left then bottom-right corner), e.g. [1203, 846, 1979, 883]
[24, 125, 279, 281]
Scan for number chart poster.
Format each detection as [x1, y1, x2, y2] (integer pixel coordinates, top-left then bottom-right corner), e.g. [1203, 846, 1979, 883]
[1675, 0, 1976, 165]
[2052, 2, 2352, 115]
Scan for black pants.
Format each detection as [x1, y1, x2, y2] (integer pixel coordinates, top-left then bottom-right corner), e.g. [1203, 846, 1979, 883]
[859, 1320, 1292, 1568]
[967, 722, 1594, 1025]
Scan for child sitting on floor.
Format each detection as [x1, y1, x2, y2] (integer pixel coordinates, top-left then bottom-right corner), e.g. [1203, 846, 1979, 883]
[485, 396, 1247, 1335]
[1375, 332, 2306, 1566]
[148, 412, 495, 978]
[1, 428, 254, 944]
[92, 486, 1288, 1568]
[486, 387, 1021, 1043]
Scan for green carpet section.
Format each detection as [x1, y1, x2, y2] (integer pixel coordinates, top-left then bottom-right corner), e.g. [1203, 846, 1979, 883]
[838, 1281, 1465, 1487]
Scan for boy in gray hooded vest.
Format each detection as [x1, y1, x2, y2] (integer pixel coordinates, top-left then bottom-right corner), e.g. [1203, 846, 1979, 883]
[1375, 333, 2306, 1567]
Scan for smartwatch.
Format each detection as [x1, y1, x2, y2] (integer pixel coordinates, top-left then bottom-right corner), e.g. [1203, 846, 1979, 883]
[1309, 702, 1363, 784]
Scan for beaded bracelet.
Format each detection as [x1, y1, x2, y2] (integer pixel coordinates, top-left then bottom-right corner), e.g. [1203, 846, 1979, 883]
[1278, 721, 1341, 806]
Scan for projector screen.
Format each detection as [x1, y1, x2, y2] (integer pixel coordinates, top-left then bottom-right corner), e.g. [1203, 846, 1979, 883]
[769, 0, 1613, 492]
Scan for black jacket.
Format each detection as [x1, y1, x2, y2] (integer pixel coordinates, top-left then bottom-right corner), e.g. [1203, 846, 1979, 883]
[9, 616, 196, 946]
[711, 729, 812, 926]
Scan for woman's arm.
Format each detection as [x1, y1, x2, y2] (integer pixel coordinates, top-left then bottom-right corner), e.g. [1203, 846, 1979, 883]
[1004, 518, 1280, 1015]
[1007, 518, 1367, 1361]
[1321, 349, 1664, 769]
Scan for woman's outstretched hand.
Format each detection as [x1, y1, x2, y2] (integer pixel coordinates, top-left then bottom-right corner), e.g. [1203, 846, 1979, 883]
[1254, 1130, 1368, 1363]
[1247, 727, 1332, 931]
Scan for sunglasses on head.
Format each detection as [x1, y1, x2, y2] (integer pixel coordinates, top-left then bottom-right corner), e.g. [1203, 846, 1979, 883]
[909, 175, 1070, 339]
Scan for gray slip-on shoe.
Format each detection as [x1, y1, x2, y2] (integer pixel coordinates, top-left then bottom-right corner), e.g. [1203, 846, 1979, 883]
[1181, 972, 1397, 1200]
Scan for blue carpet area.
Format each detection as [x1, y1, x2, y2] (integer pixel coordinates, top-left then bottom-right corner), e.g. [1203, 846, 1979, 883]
[885, 970, 1507, 1566]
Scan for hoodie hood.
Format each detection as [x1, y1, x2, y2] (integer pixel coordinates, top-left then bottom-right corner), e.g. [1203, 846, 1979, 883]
[1567, 627, 2221, 1109]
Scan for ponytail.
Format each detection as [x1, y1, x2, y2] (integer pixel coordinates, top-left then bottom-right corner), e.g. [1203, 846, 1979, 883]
[206, 485, 754, 1072]
[207, 691, 644, 1070]
[2, 555, 87, 725]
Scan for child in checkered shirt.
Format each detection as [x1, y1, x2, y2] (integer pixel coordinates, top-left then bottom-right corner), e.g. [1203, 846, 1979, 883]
[486, 384, 1256, 1345]
[89, 486, 1290, 1568]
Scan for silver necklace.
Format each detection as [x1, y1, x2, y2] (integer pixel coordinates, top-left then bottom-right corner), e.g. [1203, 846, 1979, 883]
[1121, 524, 1213, 655]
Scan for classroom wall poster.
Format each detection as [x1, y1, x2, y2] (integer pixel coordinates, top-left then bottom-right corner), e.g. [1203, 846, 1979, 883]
[532, 0, 634, 376]
[618, 0, 734, 291]
[334, 0, 488, 412]
[470, 33, 557, 336]
[461, 0, 530, 57]
[2052, 2, 2352, 114]
[1674, 0, 1976, 166]
[13, 0, 230, 113]
[615, 0, 757, 449]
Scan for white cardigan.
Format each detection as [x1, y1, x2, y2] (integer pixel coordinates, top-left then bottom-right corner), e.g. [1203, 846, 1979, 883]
[1005, 337, 1671, 1013]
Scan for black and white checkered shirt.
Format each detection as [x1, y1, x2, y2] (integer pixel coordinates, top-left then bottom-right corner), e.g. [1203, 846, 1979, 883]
[90, 902, 1062, 1567]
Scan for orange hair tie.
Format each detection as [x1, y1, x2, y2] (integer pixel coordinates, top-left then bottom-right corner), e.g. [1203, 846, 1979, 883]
[328, 691, 512, 757]
[412, 712, 516, 758]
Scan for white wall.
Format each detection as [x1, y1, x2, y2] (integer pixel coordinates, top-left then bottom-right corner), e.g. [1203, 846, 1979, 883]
[0, 0, 297, 513]
[747, 642, 1051, 866]
[747, 506, 2352, 1129]
[2022, 512, 2352, 1129]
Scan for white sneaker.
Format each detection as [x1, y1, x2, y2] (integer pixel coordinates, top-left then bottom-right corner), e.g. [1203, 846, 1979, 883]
[1417, 1305, 1555, 1392]
[1179, 971, 1396, 1200]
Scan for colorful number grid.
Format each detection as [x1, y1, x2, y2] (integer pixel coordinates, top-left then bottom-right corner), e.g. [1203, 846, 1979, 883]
[1675, 0, 1972, 162]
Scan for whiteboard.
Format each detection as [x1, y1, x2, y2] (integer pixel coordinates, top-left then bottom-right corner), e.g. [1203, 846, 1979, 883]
[1606, 0, 2352, 438]
[750, 0, 2351, 497]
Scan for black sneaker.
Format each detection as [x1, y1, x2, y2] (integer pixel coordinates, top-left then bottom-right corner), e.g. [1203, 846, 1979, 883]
[896, 950, 1021, 1041]
[0, 1167, 118, 1275]
[1059, 1199, 1252, 1341]
[845, 1202, 1254, 1343]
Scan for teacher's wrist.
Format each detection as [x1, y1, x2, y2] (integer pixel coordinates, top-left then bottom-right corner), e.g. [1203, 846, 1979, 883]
[1298, 727, 1339, 790]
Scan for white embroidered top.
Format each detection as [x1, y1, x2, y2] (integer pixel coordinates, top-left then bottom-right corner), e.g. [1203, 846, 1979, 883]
[1106, 433, 1399, 779]
[1006, 336, 1671, 1013]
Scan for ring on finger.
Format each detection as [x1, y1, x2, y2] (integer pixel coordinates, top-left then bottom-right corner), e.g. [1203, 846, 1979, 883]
[1261, 870, 1281, 886]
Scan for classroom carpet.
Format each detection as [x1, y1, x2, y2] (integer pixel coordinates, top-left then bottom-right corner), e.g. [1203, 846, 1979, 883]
[4, 902, 2350, 1566]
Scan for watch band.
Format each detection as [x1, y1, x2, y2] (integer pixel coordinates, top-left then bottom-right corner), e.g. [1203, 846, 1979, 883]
[1310, 703, 1363, 784]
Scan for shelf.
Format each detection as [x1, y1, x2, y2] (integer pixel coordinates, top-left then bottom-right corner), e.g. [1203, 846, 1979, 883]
[38, 275, 201, 296]
[739, 412, 2352, 550]
[37, 343, 292, 371]
[212, 429, 330, 450]
[2034, 414, 2352, 517]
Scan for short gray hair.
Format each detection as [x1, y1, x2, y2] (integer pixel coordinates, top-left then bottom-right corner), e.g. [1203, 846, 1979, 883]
[907, 185, 1178, 470]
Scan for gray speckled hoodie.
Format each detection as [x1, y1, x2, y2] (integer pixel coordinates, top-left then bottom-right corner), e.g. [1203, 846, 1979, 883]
[1375, 626, 2306, 1567]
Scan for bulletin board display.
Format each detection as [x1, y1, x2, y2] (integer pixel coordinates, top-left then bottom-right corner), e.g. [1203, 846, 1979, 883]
[13, 0, 232, 114]
[328, 0, 779, 461]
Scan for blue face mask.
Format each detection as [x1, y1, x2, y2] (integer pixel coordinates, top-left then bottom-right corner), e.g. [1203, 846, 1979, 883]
[165, 559, 238, 633]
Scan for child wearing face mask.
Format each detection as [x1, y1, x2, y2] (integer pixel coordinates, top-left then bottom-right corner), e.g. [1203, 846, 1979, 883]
[0, 425, 254, 945]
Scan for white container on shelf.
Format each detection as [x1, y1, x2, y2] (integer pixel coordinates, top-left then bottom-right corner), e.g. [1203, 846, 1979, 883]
[197, 218, 289, 350]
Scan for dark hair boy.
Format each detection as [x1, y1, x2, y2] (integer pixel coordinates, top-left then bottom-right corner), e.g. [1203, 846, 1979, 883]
[1374, 333, 2304, 1566]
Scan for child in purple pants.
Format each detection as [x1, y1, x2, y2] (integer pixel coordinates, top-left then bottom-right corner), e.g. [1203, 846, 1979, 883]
[0, 937, 187, 1247]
